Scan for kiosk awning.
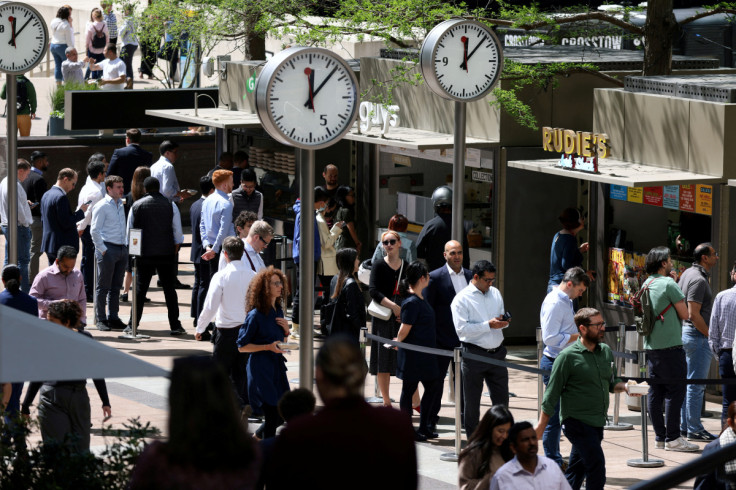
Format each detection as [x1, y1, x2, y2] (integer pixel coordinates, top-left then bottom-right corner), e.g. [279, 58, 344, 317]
[343, 127, 497, 150]
[507, 158, 725, 187]
[144, 108, 263, 129]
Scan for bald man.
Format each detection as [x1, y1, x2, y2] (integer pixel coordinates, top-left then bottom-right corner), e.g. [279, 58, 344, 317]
[423, 240, 473, 435]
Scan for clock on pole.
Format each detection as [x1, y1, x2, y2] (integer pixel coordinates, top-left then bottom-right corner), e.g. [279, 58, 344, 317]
[255, 46, 359, 392]
[419, 19, 503, 267]
[0, 2, 48, 265]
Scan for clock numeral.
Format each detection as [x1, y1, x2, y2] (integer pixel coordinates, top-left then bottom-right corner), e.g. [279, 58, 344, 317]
[319, 115, 328, 126]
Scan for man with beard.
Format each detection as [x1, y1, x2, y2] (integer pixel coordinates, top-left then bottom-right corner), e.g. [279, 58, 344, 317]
[491, 421, 570, 489]
[534, 308, 637, 490]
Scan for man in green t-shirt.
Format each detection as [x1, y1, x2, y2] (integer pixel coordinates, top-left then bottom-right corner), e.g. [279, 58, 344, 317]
[642, 246, 697, 452]
[0, 75, 37, 137]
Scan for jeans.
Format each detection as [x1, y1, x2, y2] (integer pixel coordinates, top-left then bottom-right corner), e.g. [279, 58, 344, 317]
[461, 344, 509, 437]
[95, 244, 128, 322]
[49, 43, 67, 82]
[647, 347, 687, 442]
[562, 418, 606, 490]
[680, 326, 713, 434]
[2, 224, 31, 292]
[85, 51, 105, 79]
[541, 355, 563, 466]
[719, 350, 736, 427]
[121, 44, 138, 79]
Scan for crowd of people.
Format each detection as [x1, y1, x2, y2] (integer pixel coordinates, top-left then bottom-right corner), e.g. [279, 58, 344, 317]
[4, 129, 736, 488]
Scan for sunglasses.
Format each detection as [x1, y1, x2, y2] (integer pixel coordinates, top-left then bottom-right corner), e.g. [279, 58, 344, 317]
[258, 235, 271, 246]
[382, 239, 397, 246]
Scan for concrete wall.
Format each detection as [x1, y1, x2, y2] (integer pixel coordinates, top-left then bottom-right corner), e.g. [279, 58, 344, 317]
[593, 88, 736, 177]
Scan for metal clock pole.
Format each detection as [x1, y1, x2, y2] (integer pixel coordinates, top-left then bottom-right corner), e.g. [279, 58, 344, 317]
[298, 148, 315, 389]
[451, 101, 466, 242]
[6, 73, 18, 264]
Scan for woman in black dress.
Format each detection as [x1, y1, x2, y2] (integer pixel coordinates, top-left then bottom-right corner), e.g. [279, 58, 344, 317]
[329, 248, 365, 345]
[368, 230, 407, 407]
[395, 261, 441, 441]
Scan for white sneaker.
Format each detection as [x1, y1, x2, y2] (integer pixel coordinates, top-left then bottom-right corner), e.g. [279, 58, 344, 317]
[665, 437, 699, 452]
[655, 440, 664, 449]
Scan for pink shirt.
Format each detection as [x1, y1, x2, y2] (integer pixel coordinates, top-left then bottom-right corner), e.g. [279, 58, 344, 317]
[86, 21, 109, 54]
[29, 262, 87, 323]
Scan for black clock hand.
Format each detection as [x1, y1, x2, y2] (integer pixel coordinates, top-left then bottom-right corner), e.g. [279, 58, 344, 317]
[459, 35, 487, 69]
[8, 16, 17, 47]
[304, 67, 315, 111]
[304, 65, 338, 107]
[8, 17, 31, 46]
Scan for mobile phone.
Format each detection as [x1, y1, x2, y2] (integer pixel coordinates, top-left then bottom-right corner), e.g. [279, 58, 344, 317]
[30, 202, 39, 208]
[84, 200, 93, 206]
[502, 312, 512, 321]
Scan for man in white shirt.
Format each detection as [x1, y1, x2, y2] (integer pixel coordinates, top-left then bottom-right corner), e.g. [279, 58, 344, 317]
[491, 422, 571, 490]
[539, 266, 590, 467]
[150, 140, 191, 203]
[76, 159, 106, 301]
[196, 237, 255, 410]
[0, 159, 33, 292]
[88, 43, 126, 90]
[450, 259, 510, 437]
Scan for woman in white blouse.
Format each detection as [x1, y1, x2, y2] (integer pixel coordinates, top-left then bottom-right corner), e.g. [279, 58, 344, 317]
[49, 6, 74, 84]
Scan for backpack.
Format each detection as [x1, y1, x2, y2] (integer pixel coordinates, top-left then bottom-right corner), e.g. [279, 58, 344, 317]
[630, 277, 672, 336]
[92, 25, 106, 49]
[16, 78, 28, 112]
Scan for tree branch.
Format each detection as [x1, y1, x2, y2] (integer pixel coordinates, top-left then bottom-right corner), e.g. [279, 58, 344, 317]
[678, 7, 736, 26]
[473, 11, 645, 36]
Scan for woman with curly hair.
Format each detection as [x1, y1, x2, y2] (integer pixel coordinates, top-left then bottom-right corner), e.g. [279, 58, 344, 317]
[237, 266, 291, 438]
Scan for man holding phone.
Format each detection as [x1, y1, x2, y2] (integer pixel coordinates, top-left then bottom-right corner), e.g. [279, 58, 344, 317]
[76, 159, 107, 302]
[539, 266, 591, 467]
[450, 259, 511, 437]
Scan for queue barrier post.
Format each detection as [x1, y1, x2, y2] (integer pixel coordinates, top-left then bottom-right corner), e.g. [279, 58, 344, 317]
[440, 347, 463, 462]
[605, 322, 634, 431]
[536, 327, 543, 417]
[364, 325, 383, 403]
[92, 256, 98, 326]
[627, 350, 664, 468]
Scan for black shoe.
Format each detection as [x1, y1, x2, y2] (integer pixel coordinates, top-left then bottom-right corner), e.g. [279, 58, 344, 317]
[174, 280, 191, 290]
[418, 428, 439, 439]
[144, 297, 151, 303]
[108, 318, 127, 330]
[96, 320, 111, 331]
[170, 327, 187, 336]
[120, 293, 129, 302]
[414, 430, 427, 442]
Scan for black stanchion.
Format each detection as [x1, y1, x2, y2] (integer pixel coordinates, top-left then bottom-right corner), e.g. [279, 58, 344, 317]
[118, 256, 149, 340]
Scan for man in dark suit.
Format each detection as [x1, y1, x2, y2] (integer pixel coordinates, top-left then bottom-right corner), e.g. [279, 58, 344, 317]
[266, 337, 417, 489]
[107, 128, 153, 194]
[22, 151, 49, 283]
[424, 239, 472, 434]
[41, 168, 88, 264]
[127, 177, 185, 335]
[190, 175, 214, 335]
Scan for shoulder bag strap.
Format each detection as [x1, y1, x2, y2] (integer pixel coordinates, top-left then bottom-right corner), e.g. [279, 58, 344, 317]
[392, 260, 404, 298]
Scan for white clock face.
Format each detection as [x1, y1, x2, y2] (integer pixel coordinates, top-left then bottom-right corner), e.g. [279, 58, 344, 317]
[256, 47, 359, 149]
[0, 2, 48, 74]
[421, 20, 503, 102]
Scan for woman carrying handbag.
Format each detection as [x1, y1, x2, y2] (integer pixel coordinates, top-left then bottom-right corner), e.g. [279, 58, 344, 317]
[368, 231, 407, 407]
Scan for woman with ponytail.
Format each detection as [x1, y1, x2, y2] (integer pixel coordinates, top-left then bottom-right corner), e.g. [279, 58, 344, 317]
[328, 248, 365, 344]
[395, 260, 441, 441]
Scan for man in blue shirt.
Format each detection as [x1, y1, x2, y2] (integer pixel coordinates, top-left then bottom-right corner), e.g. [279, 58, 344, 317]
[91, 176, 128, 331]
[200, 170, 235, 285]
[539, 266, 590, 467]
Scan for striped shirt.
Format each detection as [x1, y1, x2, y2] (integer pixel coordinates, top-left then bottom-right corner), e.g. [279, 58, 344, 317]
[711, 285, 736, 354]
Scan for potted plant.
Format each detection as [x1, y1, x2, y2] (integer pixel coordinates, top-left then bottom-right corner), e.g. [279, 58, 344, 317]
[48, 82, 98, 136]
